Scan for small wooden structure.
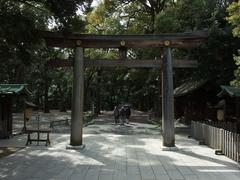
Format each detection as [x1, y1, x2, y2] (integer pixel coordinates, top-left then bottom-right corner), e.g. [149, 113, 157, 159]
[23, 101, 37, 132]
[49, 118, 70, 128]
[174, 79, 219, 124]
[38, 31, 207, 147]
[25, 129, 51, 146]
[25, 113, 52, 146]
[217, 85, 240, 132]
[0, 84, 31, 138]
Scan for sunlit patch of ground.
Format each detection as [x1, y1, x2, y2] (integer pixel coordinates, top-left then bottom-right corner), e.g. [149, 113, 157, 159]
[0, 111, 239, 180]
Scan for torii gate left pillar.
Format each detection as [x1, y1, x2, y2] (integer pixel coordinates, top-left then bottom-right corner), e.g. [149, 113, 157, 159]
[162, 46, 175, 148]
[68, 45, 85, 148]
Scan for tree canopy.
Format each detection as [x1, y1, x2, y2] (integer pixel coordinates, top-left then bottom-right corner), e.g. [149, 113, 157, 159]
[227, 1, 240, 87]
[0, 0, 239, 114]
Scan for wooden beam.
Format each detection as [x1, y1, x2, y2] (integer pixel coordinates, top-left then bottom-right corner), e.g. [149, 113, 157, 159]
[173, 60, 198, 68]
[45, 39, 205, 49]
[46, 58, 198, 68]
[46, 58, 73, 67]
[85, 59, 162, 68]
[37, 31, 208, 49]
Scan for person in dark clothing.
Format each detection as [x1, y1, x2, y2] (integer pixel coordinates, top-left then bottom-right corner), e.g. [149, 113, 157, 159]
[119, 106, 126, 125]
[113, 106, 119, 124]
[125, 105, 131, 124]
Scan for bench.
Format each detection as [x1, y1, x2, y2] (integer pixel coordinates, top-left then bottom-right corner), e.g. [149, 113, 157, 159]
[49, 119, 70, 128]
[25, 129, 51, 146]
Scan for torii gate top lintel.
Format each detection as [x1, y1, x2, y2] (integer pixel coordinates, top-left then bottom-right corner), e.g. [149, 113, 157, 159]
[38, 31, 208, 49]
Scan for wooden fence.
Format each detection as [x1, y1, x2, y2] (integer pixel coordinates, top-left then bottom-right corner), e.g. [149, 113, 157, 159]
[191, 121, 240, 163]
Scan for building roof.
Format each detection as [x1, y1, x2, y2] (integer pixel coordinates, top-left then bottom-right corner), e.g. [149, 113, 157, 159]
[0, 84, 31, 95]
[174, 79, 208, 97]
[217, 85, 240, 97]
[25, 101, 37, 107]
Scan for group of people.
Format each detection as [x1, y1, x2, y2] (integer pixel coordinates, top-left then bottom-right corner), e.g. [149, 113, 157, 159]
[113, 105, 131, 125]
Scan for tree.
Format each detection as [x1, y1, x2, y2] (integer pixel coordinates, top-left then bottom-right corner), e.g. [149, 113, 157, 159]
[104, 0, 176, 33]
[86, 2, 123, 34]
[2, 0, 239, 114]
[155, 0, 239, 87]
[227, 1, 240, 87]
[0, 0, 90, 111]
[85, 1, 162, 113]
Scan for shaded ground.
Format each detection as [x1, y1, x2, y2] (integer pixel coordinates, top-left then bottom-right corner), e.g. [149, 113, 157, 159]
[0, 110, 239, 180]
[12, 110, 71, 135]
[0, 147, 24, 158]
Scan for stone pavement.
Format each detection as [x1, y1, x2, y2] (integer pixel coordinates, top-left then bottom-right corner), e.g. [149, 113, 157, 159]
[0, 119, 240, 180]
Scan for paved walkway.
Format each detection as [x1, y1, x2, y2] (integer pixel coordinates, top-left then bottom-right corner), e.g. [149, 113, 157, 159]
[0, 118, 240, 180]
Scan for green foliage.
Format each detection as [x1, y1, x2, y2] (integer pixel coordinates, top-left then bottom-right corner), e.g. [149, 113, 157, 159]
[155, 0, 238, 86]
[227, 2, 240, 38]
[1, 0, 239, 113]
[84, 1, 164, 111]
[155, 9, 181, 33]
[230, 52, 240, 87]
[0, 1, 48, 83]
[81, 0, 240, 112]
[86, 1, 152, 34]
[0, 0, 88, 111]
[103, 0, 176, 33]
[86, 2, 123, 34]
[227, 1, 240, 87]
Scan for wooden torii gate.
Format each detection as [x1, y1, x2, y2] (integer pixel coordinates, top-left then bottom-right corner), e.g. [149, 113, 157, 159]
[39, 31, 207, 148]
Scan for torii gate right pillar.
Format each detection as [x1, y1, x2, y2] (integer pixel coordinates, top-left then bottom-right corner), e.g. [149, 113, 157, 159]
[162, 46, 175, 147]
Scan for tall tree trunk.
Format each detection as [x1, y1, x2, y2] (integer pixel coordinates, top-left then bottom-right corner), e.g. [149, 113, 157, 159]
[95, 70, 101, 115]
[150, 10, 155, 33]
[44, 81, 49, 113]
[58, 85, 66, 112]
[44, 65, 50, 113]
[15, 65, 24, 83]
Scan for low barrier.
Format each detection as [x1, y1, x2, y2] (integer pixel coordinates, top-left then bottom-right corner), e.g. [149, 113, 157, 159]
[191, 121, 240, 163]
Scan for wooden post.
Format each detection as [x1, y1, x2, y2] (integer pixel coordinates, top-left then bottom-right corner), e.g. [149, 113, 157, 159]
[162, 47, 175, 147]
[236, 97, 240, 132]
[119, 47, 127, 60]
[70, 46, 84, 146]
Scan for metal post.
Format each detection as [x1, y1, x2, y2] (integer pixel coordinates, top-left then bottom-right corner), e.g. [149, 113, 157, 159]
[162, 47, 175, 147]
[70, 46, 84, 147]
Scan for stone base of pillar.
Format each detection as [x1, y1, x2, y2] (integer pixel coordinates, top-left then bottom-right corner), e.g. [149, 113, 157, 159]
[66, 144, 86, 150]
[162, 146, 178, 151]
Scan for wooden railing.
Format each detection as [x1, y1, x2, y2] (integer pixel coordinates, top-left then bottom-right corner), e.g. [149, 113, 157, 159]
[191, 121, 240, 163]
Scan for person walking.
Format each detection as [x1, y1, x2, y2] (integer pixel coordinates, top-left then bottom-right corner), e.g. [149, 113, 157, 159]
[119, 106, 126, 125]
[113, 106, 120, 124]
[125, 105, 131, 124]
